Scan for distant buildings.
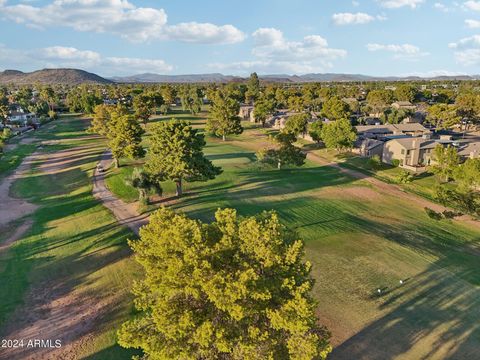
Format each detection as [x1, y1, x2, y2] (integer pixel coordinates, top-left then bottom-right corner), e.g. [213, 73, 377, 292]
[355, 123, 480, 172]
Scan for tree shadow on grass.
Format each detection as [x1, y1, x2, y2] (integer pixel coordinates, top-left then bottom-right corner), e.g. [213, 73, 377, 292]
[330, 263, 480, 360]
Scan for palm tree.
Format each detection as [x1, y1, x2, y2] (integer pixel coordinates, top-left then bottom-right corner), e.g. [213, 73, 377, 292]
[126, 168, 162, 205]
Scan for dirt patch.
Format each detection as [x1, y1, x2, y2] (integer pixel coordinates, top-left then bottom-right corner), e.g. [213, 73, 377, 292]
[0, 142, 131, 360]
[0, 285, 121, 360]
[0, 153, 38, 228]
[37, 144, 100, 174]
[319, 185, 382, 203]
[0, 220, 33, 256]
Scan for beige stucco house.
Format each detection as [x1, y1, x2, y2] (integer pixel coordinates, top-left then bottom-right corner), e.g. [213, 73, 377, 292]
[382, 137, 437, 171]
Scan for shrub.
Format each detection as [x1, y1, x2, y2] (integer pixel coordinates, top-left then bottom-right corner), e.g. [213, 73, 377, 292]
[48, 110, 58, 120]
[396, 169, 414, 184]
[391, 159, 400, 167]
[368, 155, 382, 170]
[425, 207, 442, 220]
[1, 128, 12, 140]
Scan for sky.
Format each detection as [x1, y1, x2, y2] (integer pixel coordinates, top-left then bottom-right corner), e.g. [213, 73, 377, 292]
[0, 0, 479, 77]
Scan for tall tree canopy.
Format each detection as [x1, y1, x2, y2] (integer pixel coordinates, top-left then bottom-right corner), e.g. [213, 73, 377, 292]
[145, 119, 221, 196]
[308, 120, 324, 143]
[395, 84, 418, 103]
[253, 97, 275, 127]
[245, 72, 260, 104]
[430, 145, 460, 182]
[366, 90, 394, 113]
[284, 113, 310, 136]
[258, 132, 306, 169]
[108, 113, 145, 168]
[320, 119, 357, 151]
[180, 86, 203, 115]
[133, 93, 155, 126]
[321, 96, 350, 121]
[118, 207, 331, 360]
[207, 89, 243, 141]
[426, 104, 461, 129]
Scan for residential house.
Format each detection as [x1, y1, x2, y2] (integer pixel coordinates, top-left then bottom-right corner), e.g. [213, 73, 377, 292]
[239, 105, 255, 122]
[357, 138, 384, 157]
[391, 101, 416, 111]
[382, 137, 437, 172]
[8, 111, 37, 125]
[355, 123, 430, 139]
[457, 141, 480, 160]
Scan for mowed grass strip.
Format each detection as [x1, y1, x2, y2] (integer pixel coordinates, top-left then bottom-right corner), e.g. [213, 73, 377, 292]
[0, 117, 140, 359]
[99, 108, 480, 358]
[94, 111, 480, 359]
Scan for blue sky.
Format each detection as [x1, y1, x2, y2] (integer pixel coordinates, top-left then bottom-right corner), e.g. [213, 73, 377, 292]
[0, 0, 479, 76]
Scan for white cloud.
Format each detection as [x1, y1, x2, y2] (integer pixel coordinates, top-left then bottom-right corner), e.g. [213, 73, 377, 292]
[434, 2, 449, 11]
[367, 43, 428, 59]
[0, 45, 173, 75]
[464, 1, 480, 11]
[449, 35, 480, 66]
[165, 23, 245, 44]
[465, 19, 480, 28]
[449, 35, 480, 49]
[332, 12, 386, 25]
[251, 28, 346, 62]
[209, 28, 346, 74]
[378, 0, 424, 9]
[0, 0, 245, 44]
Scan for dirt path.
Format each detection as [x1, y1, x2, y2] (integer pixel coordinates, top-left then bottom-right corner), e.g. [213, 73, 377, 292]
[0, 143, 137, 360]
[92, 150, 148, 235]
[0, 153, 38, 229]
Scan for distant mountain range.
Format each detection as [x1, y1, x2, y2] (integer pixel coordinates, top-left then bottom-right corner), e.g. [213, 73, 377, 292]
[0, 68, 478, 85]
[111, 72, 480, 83]
[0, 69, 113, 85]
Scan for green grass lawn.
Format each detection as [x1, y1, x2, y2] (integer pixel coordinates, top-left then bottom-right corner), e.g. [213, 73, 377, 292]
[6, 111, 477, 359]
[311, 148, 444, 201]
[107, 109, 480, 359]
[1, 116, 140, 359]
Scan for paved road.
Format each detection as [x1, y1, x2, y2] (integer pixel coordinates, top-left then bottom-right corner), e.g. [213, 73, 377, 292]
[92, 150, 148, 235]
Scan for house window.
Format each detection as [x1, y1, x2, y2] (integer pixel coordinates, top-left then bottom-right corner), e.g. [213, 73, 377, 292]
[401, 149, 405, 155]
[407, 150, 411, 155]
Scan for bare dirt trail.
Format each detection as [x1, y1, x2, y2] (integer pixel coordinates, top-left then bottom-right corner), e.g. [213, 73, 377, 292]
[92, 150, 148, 236]
[0, 153, 39, 229]
[0, 143, 137, 360]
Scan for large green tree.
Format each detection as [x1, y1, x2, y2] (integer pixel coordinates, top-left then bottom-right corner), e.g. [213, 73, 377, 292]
[0, 88, 8, 126]
[430, 145, 460, 182]
[395, 84, 418, 103]
[108, 113, 145, 168]
[426, 104, 461, 129]
[133, 93, 155, 127]
[366, 90, 394, 113]
[125, 167, 162, 205]
[253, 97, 275, 127]
[321, 96, 350, 121]
[118, 207, 331, 360]
[320, 119, 357, 151]
[308, 120, 324, 143]
[284, 113, 310, 136]
[258, 132, 306, 169]
[179, 86, 203, 115]
[454, 158, 480, 192]
[245, 72, 260, 104]
[207, 89, 243, 141]
[145, 119, 221, 196]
